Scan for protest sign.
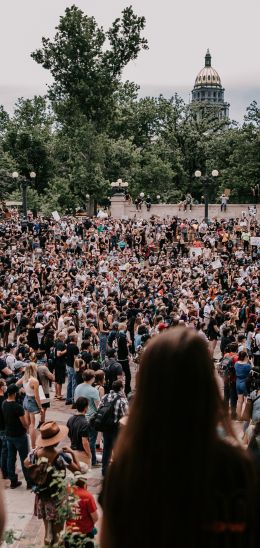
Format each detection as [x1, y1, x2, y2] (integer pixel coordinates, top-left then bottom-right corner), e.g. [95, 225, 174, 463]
[211, 259, 222, 270]
[190, 247, 202, 257]
[250, 237, 260, 246]
[52, 211, 60, 222]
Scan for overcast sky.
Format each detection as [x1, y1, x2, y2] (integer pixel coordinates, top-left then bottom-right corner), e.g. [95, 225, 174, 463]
[0, 0, 259, 121]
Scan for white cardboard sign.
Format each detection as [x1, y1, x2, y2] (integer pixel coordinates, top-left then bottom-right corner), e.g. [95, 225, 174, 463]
[52, 211, 61, 222]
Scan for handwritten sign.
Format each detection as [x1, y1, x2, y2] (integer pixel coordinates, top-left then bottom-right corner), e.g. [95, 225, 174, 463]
[189, 247, 202, 257]
[250, 237, 260, 246]
[52, 211, 60, 222]
[211, 259, 222, 270]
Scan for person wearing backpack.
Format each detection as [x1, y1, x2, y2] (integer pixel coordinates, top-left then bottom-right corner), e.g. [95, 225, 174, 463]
[97, 379, 128, 477]
[24, 421, 81, 547]
[104, 348, 123, 393]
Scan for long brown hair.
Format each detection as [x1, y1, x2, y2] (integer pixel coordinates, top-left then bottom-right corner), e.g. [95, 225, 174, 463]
[101, 328, 256, 548]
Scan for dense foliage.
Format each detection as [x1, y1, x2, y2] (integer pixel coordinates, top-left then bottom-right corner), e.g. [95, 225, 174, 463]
[1, 5, 259, 213]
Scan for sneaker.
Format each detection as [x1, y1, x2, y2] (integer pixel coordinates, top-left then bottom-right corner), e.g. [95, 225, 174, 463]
[92, 463, 102, 468]
[65, 401, 72, 405]
[10, 481, 22, 489]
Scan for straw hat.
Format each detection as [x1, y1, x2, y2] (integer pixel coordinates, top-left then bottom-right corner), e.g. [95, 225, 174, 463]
[38, 421, 68, 447]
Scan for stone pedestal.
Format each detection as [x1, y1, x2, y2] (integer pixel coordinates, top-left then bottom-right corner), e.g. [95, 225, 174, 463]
[110, 194, 126, 218]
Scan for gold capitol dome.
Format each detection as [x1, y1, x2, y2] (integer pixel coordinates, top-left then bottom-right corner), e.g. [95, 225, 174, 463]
[191, 49, 229, 119]
[194, 49, 222, 88]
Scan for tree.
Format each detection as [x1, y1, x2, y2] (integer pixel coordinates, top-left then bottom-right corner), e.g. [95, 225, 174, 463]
[2, 96, 54, 193]
[31, 5, 148, 130]
[0, 146, 17, 199]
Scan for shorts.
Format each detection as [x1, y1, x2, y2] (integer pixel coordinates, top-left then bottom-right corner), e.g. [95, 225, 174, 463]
[41, 394, 50, 409]
[23, 396, 41, 414]
[236, 382, 247, 396]
[55, 365, 66, 385]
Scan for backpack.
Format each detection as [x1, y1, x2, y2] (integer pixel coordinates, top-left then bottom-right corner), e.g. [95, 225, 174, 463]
[27, 450, 66, 500]
[93, 395, 120, 432]
[218, 356, 234, 381]
[27, 455, 65, 500]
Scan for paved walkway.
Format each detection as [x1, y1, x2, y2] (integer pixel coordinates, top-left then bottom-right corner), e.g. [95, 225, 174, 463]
[1, 396, 103, 547]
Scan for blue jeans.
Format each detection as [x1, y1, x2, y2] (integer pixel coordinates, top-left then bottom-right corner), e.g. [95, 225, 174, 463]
[99, 334, 107, 361]
[88, 424, 98, 466]
[6, 433, 30, 485]
[0, 430, 8, 479]
[66, 367, 77, 403]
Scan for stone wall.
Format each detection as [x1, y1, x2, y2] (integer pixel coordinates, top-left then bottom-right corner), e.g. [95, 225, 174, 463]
[110, 195, 259, 221]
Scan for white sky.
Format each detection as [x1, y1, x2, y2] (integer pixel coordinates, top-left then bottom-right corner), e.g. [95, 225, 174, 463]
[0, 0, 259, 119]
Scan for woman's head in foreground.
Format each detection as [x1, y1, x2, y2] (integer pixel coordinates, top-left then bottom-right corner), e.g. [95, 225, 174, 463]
[101, 328, 238, 548]
[125, 327, 224, 446]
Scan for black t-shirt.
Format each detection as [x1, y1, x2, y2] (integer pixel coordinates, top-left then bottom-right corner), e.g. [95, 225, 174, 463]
[207, 319, 218, 340]
[67, 414, 89, 451]
[2, 400, 26, 437]
[81, 350, 92, 366]
[117, 332, 128, 360]
[66, 342, 79, 368]
[55, 341, 67, 367]
[0, 395, 5, 430]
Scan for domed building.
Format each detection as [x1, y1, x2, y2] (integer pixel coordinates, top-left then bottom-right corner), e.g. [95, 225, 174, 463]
[191, 50, 229, 119]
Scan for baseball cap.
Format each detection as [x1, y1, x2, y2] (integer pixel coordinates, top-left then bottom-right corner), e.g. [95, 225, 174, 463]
[6, 384, 19, 396]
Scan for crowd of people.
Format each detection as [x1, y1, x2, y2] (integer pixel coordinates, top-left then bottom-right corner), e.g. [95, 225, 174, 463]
[0, 209, 259, 546]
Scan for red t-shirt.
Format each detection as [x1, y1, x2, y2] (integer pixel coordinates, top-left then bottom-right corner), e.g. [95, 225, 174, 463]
[66, 487, 97, 534]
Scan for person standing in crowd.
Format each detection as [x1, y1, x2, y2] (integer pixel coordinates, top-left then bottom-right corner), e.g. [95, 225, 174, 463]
[101, 328, 260, 548]
[54, 332, 67, 400]
[24, 421, 81, 546]
[67, 397, 91, 468]
[5, 343, 17, 371]
[117, 323, 131, 395]
[100, 379, 128, 477]
[104, 349, 123, 393]
[16, 363, 43, 448]
[65, 333, 79, 405]
[235, 350, 252, 420]
[252, 323, 260, 369]
[36, 351, 54, 426]
[2, 384, 31, 489]
[98, 310, 109, 361]
[0, 379, 8, 480]
[74, 370, 100, 467]
[0, 347, 12, 378]
[207, 310, 220, 357]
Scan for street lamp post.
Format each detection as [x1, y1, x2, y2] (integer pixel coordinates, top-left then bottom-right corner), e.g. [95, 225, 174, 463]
[194, 169, 219, 223]
[110, 178, 129, 194]
[12, 171, 36, 218]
